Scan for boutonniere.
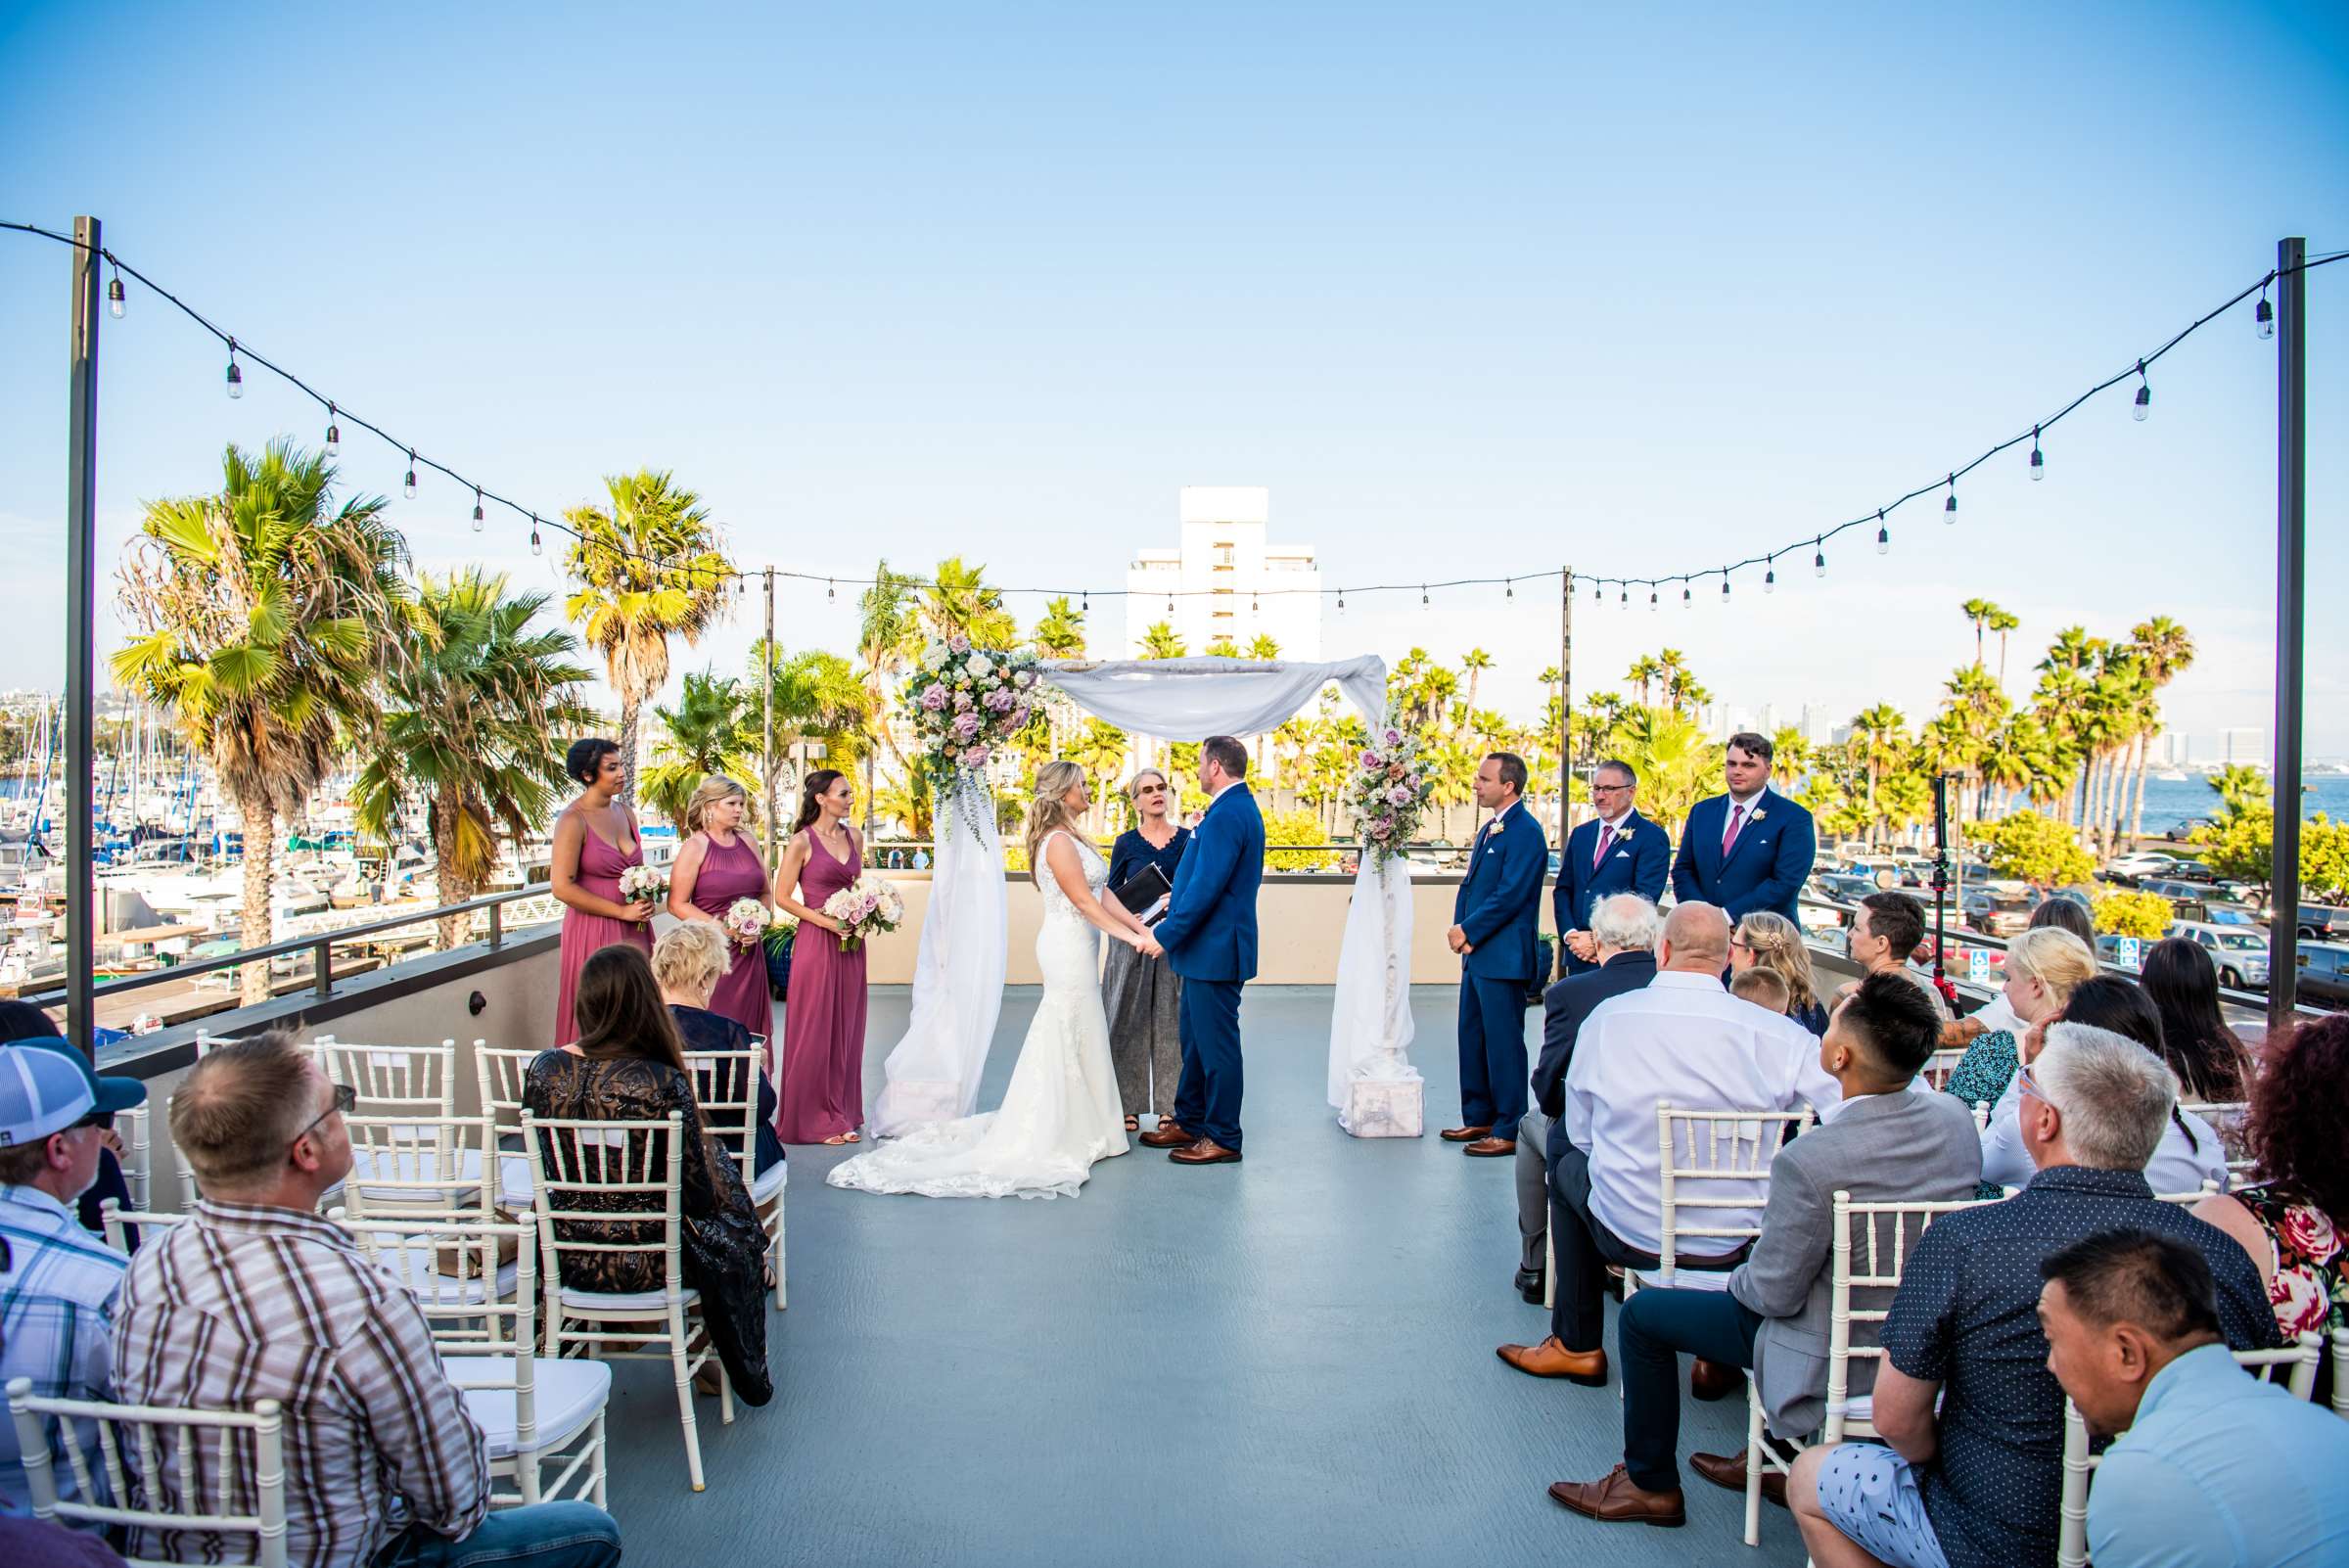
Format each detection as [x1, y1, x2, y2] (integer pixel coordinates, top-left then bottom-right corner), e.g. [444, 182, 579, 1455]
[1615, 825, 1634, 842]
[1750, 808, 1768, 824]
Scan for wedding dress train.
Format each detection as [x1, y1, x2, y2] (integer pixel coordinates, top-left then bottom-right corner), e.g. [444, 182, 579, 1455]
[827, 831, 1130, 1199]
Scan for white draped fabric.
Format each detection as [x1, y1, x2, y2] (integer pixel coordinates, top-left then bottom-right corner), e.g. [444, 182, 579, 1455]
[868, 778, 1008, 1137]
[867, 656, 1405, 1137]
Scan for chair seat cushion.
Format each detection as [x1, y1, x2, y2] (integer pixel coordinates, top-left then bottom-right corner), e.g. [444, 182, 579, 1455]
[378, 1244, 520, 1306]
[446, 1358, 613, 1457]
[497, 1154, 534, 1208]
[750, 1160, 788, 1204]
[348, 1145, 484, 1203]
[556, 1283, 702, 1313]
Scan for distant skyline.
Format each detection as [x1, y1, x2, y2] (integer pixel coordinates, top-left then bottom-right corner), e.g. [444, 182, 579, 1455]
[2, 2, 2343, 749]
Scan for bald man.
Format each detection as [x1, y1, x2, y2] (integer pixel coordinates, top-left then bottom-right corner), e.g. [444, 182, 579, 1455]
[1499, 901, 1841, 1384]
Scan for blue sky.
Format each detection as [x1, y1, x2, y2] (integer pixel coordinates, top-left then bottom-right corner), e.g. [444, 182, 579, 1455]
[2, 1, 2343, 753]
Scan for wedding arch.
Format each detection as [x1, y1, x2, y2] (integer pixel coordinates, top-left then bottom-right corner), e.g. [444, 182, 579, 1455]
[867, 655, 1423, 1139]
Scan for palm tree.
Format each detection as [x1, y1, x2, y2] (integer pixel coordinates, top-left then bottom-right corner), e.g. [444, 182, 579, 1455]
[1139, 622, 1186, 660]
[751, 642, 872, 794]
[1204, 635, 1239, 658]
[1657, 650, 1704, 716]
[561, 469, 732, 805]
[1247, 632, 1281, 660]
[2125, 616, 2195, 842]
[920, 556, 1016, 650]
[1849, 704, 1910, 844]
[640, 672, 756, 832]
[113, 439, 409, 1002]
[1960, 598, 2005, 669]
[1990, 609, 2021, 690]
[1031, 595, 1088, 659]
[1459, 648, 1494, 716]
[1626, 655, 1665, 709]
[854, 561, 923, 841]
[1611, 709, 1725, 837]
[1769, 725, 1813, 789]
[355, 570, 591, 949]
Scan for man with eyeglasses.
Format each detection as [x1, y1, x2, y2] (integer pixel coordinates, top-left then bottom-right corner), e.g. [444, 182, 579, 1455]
[0, 1035, 148, 1519]
[113, 1031, 622, 1568]
[1552, 760, 1670, 980]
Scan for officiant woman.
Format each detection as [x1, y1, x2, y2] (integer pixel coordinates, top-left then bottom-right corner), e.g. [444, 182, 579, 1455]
[1103, 767, 1188, 1131]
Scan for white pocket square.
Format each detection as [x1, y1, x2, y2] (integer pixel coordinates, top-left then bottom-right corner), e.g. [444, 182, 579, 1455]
[1614, 850, 1631, 859]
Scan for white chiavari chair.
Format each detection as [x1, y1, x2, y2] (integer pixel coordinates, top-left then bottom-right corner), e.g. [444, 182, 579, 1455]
[114, 1101, 151, 1210]
[2056, 1333, 2324, 1567]
[2178, 1100, 2255, 1181]
[338, 1113, 499, 1221]
[525, 1109, 731, 1492]
[1627, 1102, 1815, 1299]
[2332, 1327, 2349, 1421]
[97, 1197, 183, 1255]
[474, 1045, 545, 1211]
[684, 1046, 787, 1310]
[6, 1374, 289, 1567]
[1921, 1048, 1968, 1091]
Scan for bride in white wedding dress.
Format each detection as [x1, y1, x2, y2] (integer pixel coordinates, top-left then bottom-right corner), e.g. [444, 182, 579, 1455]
[828, 761, 1159, 1199]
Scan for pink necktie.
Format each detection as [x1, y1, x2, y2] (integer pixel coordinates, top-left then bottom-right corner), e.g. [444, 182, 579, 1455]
[1722, 804, 1745, 856]
[1593, 824, 1614, 870]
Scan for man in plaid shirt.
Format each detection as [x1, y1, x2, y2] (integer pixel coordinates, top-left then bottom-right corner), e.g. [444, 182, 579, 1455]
[0, 1036, 146, 1518]
[113, 1032, 622, 1568]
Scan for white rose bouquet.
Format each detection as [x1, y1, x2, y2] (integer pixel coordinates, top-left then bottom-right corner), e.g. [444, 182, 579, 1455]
[721, 897, 769, 945]
[617, 863, 668, 906]
[901, 633, 1044, 840]
[820, 874, 907, 951]
[1345, 705, 1434, 870]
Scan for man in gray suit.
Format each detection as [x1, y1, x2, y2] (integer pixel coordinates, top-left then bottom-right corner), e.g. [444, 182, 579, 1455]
[1545, 971, 1982, 1529]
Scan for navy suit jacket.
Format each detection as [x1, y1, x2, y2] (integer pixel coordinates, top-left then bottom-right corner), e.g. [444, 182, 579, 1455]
[1532, 950, 1659, 1123]
[1452, 801, 1549, 983]
[1670, 789, 1817, 925]
[1155, 783, 1265, 984]
[1551, 809, 1671, 941]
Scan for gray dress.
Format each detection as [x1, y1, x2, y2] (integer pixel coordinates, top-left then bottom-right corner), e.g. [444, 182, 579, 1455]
[1102, 825, 1187, 1119]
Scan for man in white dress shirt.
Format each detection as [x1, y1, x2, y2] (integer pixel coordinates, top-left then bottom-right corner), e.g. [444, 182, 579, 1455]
[1499, 901, 1840, 1384]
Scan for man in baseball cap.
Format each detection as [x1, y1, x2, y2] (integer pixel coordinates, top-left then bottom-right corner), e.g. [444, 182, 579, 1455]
[0, 1036, 147, 1514]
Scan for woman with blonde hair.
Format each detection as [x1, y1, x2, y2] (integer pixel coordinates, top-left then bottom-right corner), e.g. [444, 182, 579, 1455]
[654, 920, 784, 1177]
[1729, 910, 1827, 1035]
[1941, 924, 2098, 1109]
[829, 760, 1156, 1199]
[667, 774, 774, 1043]
[1102, 767, 1190, 1131]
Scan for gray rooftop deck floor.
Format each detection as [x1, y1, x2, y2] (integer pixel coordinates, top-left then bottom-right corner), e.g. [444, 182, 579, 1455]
[596, 984, 1809, 1566]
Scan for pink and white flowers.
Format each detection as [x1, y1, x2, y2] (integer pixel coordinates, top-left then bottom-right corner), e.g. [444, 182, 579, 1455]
[1347, 701, 1434, 869]
[721, 897, 770, 945]
[617, 863, 668, 906]
[902, 636, 1043, 833]
[821, 874, 907, 951]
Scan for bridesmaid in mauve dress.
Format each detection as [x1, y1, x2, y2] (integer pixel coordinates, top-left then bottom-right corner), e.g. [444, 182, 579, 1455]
[666, 774, 774, 1043]
[772, 768, 870, 1144]
[550, 738, 656, 1046]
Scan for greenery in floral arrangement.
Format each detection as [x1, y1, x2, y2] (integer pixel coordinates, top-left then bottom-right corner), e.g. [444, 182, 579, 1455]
[901, 633, 1045, 840]
[1345, 704, 1436, 869]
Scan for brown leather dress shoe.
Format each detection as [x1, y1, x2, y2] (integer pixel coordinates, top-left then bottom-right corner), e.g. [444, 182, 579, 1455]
[1462, 1136, 1517, 1158]
[1547, 1466, 1685, 1527]
[1689, 1357, 1744, 1401]
[1169, 1137, 1241, 1165]
[1496, 1336, 1608, 1386]
[1689, 1451, 1785, 1508]
[1136, 1124, 1193, 1149]
[1439, 1125, 1493, 1142]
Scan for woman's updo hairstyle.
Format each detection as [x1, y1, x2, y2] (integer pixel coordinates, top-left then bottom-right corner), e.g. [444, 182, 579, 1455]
[566, 737, 621, 787]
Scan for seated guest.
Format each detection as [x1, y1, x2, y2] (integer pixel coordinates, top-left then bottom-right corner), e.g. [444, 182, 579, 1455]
[1842, 892, 1951, 1021]
[2194, 1013, 2348, 1345]
[1730, 966, 1792, 1015]
[0, 1001, 136, 1240]
[654, 920, 785, 1176]
[1787, 1024, 2279, 1568]
[1516, 894, 1661, 1303]
[1546, 975, 1981, 1528]
[1945, 897, 2095, 1046]
[2038, 1227, 2349, 1568]
[530, 943, 774, 1405]
[1980, 984, 2226, 1198]
[1941, 925, 2096, 1111]
[115, 1032, 622, 1568]
[0, 1037, 144, 1517]
[1498, 901, 1838, 1383]
[2139, 937, 2257, 1103]
[1731, 910, 1828, 1035]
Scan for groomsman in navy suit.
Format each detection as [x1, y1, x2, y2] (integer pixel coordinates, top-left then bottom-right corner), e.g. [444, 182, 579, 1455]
[1443, 752, 1549, 1158]
[1670, 731, 1816, 925]
[1552, 759, 1672, 977]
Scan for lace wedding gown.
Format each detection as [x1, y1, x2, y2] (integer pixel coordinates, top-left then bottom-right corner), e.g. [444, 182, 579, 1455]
[827, 831, 1130, 1199]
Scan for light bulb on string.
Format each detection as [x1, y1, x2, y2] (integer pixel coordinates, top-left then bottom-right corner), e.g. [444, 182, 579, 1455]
[107, 267, 124, 318]
[402, 450, 418, 500]
[1421, 584, 1429, 606]
[827, 579, 835, 604]
[471, 487, 484, 532]
[225, 340, 243, 399]
[325, 404, 340, 459]
[1814, 541, 1826, 578]
[1619, 586, 1628, 606]
[1764, 561, 1776, 594]
[1944, 475, 1958, 525]
[1080, 591, 1088, 614]
[1649, 587, 1658, 612]
[1591, 579, 1601, 604]
[1251, 592, 1260, 613]
[1504, 579, 1513, 601]
[1876, 511, 1890, 555]
[1166, 593, 1174, 616]
[2256, 293, 2275, 340]
[530, 518, 543, 557]
[1681, 580, 1691, 610]
[1337, 591, 1346, 614]
[2133, 360, 2150, 421]
[2029, 426, 2045, 481]
[1720, 575, 1730, 604]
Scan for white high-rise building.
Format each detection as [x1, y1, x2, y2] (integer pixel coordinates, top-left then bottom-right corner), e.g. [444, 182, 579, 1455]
[1126, 487, 1322, 661]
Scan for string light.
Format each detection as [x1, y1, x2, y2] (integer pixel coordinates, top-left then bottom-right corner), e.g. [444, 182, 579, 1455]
[1681, 579, 1692, 610]
[827, 578, 835, 603]
[1649, 587, 1658, 612]
[1080, 591, 1088, 614]
[325, 403, 340, 459]
[1619, 586, 1628, 607]
[2133, 359, 2150, 421]
[1504, 580, 1513, 600]
[1421, 584, 1429, 606]
[1764, 560, 1776, 594]
[402, 450, 419, 500]
[107, 265, 124, 318]
[2029, 426, 2045, 482]
[1251, 591, 1260, 613]
[224, 340, 242, 399]
[1337, 591, 1346, 613]
[471, 487, 484, 532]
[1814, 540, 1826, 578]
[1944, 475, 1957, 525]
[1591, 579, 1601, 604]
[529, 518, 542, 556]
[1720, 574, 1730, 603]
[2256, 292, 2275, 340]
[1875, 510, 1890, 555]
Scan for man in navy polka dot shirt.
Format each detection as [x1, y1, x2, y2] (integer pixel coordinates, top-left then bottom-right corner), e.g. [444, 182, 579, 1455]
[1787, 1023, 2278, 1568]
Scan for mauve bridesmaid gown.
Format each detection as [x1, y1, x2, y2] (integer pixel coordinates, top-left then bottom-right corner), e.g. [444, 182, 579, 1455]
[685, 832, 774, 1043]
[775, 828, 869, 1142]
[554, 824, 654, 1046]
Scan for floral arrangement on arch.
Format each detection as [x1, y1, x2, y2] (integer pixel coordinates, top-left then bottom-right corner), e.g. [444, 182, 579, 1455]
[1346, 705, 1434, 869]
[902, 633, 1043, 838]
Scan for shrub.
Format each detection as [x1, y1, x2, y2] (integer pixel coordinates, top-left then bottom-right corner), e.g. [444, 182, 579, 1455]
[1265, 807, 1338, 872]
[2094, 890, 2174, 939]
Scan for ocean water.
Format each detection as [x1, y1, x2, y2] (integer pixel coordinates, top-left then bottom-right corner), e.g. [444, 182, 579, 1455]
[2087, 773, 2349, 834]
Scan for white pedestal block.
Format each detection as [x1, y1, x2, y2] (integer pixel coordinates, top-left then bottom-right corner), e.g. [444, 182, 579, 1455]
[1340, 1078, 1424, 1138]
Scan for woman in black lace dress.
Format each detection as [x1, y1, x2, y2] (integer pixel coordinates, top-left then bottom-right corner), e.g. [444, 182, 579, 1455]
[526, 943, 772, 1405]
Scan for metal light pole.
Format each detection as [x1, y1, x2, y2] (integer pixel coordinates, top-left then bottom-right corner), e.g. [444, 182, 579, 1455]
[762, 567, 777, 869]
[64, 217, 102, 1059]
[2269, 237, 2307, 1030]
[1558, 564, 1573, 842]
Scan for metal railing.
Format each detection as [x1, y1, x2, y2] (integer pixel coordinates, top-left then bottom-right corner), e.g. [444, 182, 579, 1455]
[23, 886, 562, 1009]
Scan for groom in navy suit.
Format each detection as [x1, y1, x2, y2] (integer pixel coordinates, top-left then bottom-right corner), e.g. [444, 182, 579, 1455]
[1552, 759, 1671, 977]
[1443, 752, 1549, 1158]
[1141, 734, 1266, 1167]
[1670, 731, 1816, 925]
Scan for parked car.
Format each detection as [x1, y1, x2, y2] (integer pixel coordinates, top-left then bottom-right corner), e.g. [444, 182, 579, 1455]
[2171, 921, 2270, 992]
[1814, 872, 1878, 906]
[2166, 859, 2217, 884]
[2292, 943, 2349, 1009]
[2136, 879, 2212, 922]
[2165, 817, 2211, 842]
[2203, 902, 2264, 927]
[1961, 887, 2038, 937]
[2106, 851, 2179, 880]
[2297, 905, 2349, 942]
